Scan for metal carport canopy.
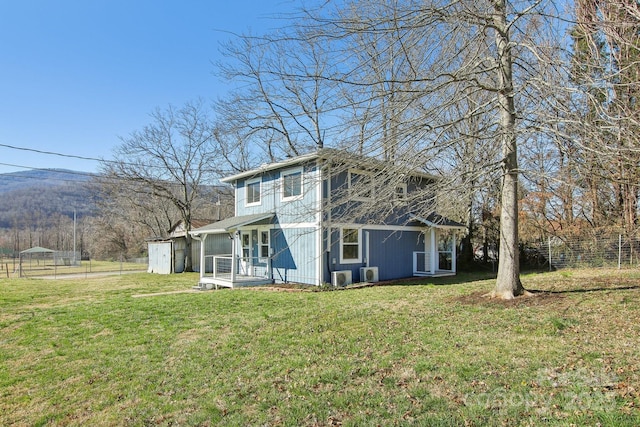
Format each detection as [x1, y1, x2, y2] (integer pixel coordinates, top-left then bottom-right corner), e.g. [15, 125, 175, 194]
[20, 246, 55, 254]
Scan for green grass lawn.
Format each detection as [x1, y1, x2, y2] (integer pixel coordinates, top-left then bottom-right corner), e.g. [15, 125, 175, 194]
[1, 270, 639, 426]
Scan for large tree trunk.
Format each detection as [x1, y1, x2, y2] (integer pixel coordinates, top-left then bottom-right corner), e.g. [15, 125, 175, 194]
[183, 211, 193, 273]
[491, 0, 525, 299]
[184, 233, 193, 273]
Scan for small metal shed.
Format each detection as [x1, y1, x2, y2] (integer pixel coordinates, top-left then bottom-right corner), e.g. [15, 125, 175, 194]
[147, 240, 173, 274]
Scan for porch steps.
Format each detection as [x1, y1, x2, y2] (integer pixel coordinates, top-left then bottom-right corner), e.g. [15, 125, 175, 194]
[193, 283, 215, 291]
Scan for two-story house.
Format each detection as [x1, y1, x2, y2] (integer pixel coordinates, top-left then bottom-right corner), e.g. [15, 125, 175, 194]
[190, 149, 464, 289]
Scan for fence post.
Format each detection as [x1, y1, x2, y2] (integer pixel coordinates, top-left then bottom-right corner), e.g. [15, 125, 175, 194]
[548, 236, 552, 272]
[618, 234, 622, 270]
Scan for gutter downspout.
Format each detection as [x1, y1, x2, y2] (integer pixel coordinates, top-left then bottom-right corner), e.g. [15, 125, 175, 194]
[365, 231, 370, 267]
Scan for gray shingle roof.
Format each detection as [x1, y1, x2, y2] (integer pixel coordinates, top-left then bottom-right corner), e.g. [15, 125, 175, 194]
[190, 213, 275, 235]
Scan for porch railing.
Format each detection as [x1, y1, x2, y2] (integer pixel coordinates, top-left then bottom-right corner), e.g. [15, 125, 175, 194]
[203, 255, 271, 280]
[413, 251, 455, 275]
[413, 251, 432, 276]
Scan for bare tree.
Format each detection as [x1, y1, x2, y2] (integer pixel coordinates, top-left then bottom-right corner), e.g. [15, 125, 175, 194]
[215, 29, 337, 164]
[571, 0, 640, 233]
[436, 88, 502, 268]
[214, 1, 574, 297]
[99, 100, 222, 272]
[489, 0, 525, 297]
[293, 0, 556, 298]
[516, 0, 640, 249]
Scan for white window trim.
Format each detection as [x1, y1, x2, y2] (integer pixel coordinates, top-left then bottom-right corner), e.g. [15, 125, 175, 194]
[339, 227, 362, 264]
[348, 169, 374, 201]
[395, 183, 407, 200]
[258, 228, 271, 261]
[281, 167, 304, 201]
[245, 177, 262, 207]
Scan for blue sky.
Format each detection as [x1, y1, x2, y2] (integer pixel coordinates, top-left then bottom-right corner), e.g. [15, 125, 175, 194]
[0, 0, 296, 174]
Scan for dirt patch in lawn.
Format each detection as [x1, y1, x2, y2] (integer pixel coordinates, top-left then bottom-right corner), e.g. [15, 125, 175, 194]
[131, 290, 199, 298]
[455, 290, 568, 308]
[456, 281, 640, 308]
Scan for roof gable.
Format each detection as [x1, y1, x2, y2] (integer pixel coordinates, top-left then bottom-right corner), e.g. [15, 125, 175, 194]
[191, 213, 275, 235]
[220, 149, 439, 184]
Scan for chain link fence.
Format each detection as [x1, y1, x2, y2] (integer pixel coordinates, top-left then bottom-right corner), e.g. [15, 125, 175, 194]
[530, 235, 640, 270]
[0, 252, 147, 278]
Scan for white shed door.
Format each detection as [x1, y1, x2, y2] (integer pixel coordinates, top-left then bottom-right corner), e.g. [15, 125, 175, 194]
[148, 242, 172, 274]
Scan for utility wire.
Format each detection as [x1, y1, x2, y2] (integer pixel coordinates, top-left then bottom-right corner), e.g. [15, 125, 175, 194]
[0, 161, 227, 187]
[0, 143, 104, 163]
[0, 142, 225, 174]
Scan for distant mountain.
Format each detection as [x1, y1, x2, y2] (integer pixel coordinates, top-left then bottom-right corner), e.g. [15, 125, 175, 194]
[0, 169, 96, 228]
[0, 169, 92, 194]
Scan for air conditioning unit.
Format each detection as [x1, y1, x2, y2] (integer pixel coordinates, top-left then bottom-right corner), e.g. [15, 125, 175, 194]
[332, 270, 352, 287]
[360, 266, 379, 283]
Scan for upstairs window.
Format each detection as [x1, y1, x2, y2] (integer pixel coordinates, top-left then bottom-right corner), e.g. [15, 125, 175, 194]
[245, 178, 261, 206]
[348, 169, 373, 201]
[282, 168, 303, 200]
[395, 183, 407, 201]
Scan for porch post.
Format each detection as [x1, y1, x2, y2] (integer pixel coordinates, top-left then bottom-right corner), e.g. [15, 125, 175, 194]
[451, 232, 457, 273]
[430, 228, 437, 274]
[266, 231, 273, 281]
[230, 232, 237, 284]
[199, 234, 207, 281]
[267, 254, 272, 282]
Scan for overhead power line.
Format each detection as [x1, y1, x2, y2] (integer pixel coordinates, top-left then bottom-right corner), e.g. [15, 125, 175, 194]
[0, 142, 225, 174]
[0, 143, 104, 163]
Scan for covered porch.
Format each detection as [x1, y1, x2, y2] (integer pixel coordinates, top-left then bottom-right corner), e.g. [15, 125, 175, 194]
[411, 214, 466, 277]
[198, 254, 273, 289]
[191, 213, 275, 289]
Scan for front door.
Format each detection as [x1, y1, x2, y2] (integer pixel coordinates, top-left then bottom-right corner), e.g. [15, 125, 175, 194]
[240, 231, 251, 275]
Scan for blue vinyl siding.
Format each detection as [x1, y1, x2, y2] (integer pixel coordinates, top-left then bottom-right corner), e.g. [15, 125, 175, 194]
[235, 164, 320, 225]
[271, 227, 319, 285]
[235, 226, 319, 285]
[226, 155, 443, 286]
[326, 227, 424, 283]
[235, 171, 279, 216]
[328, 170, 435, 227]
[365, 229, 424, 280]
